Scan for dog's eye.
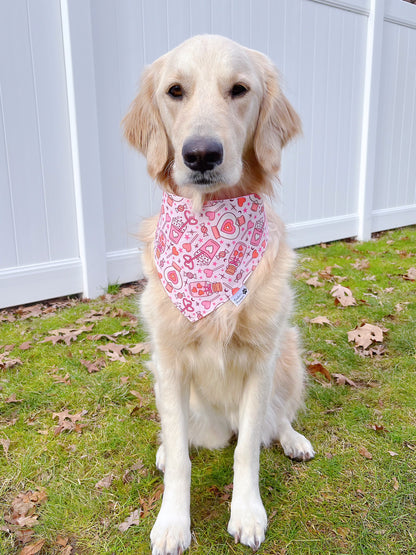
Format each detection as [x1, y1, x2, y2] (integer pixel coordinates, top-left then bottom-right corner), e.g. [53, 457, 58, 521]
[230, 83, 249, 98]
[167, 84, 183, 99]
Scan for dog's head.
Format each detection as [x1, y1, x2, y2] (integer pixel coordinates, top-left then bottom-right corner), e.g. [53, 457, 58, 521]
[123, 35, 301, 200]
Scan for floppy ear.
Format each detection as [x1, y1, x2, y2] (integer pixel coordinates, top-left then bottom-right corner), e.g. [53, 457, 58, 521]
[122, 61, 169, 181]
[253, 55, 301, 176]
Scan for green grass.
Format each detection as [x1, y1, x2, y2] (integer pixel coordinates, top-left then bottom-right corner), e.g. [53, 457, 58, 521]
[1, 227, 416, 554]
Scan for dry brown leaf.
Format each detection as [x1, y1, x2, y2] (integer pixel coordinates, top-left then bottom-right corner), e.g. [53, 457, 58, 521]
[95, 474, 114, 490]
[403, 267, 416, 281]
[332, 373, 358, 387]
[0, 353, 23, 370]
[97, 343, 127, 362]
[348, 323, 388, 350]
[41, 325, 93, 346]
[19, 539, 45, 555]
[392, 477, 399, 491]
[352, 259, 370, 270]
[330, 284, 357, 307]
[56, 536, 69, 547]
[52, 372, 71, 385]
[5, 393, 23, 403]
[118, 509, 141, 532]
[1, 437, 11, 458]
[140, 483, 164, 518]
[358, 447, 373, 460]
[307, 363, 331, 382]
[306, 276, 324, 288]
[80, 358, 106, 374]
[309, 316, 332, 326]
[19, 342, 32, 351]
[52, 410, 87, 435]
[128, 342, 151, 355]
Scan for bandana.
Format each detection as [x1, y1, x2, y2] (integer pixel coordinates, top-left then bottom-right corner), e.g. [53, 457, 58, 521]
[154, 192, 269, 322]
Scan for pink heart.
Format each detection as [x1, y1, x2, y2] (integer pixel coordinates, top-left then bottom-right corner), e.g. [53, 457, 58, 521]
[183, 242, 192, 252]
[165, 214, 171, 223]
[204, 268, 214, 278]
[202, 300, 211, 310]
[206, 211, 216, 221]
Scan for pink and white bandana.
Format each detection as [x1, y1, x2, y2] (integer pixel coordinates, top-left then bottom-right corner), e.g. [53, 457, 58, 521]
[154, 192, 269, 322]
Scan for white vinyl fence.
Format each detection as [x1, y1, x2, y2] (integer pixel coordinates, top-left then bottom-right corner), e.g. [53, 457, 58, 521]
[1, 0, 415, 308]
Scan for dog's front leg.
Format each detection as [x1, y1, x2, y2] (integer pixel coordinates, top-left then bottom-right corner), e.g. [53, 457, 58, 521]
[228, 365, 270, 550]
[151, 367, 191, 555]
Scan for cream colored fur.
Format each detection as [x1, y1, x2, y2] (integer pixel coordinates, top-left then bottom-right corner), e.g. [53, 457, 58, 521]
[124, 35, 314, 555]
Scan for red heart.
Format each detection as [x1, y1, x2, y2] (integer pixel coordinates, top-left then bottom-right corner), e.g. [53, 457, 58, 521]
[252, 250, 259, 259]
[172, 247, 179, 256]
[221, 219, 236, 235]
[238, 198, 246, 207]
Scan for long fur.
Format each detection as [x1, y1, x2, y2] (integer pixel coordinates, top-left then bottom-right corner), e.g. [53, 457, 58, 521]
[123, 35, 314, 555]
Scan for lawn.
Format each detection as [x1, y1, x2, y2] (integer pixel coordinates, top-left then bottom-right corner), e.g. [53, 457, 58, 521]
[1, 226, 415, 554]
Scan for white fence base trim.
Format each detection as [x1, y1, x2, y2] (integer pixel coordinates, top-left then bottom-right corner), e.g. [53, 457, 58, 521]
[287, 214, 358, 248]
[0, 259, 84, 308]
[106, 249, 141, 286]
[372, 205, 416, 233]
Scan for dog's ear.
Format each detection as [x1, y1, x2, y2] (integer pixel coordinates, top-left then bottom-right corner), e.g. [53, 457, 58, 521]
[253, 54, 301, 176]
[122, 60, 169, 181]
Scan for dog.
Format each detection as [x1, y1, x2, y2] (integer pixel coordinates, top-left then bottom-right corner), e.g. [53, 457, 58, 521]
[123, 34, 314, 555]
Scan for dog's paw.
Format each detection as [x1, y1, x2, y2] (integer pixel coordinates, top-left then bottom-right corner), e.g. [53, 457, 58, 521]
[228, 498, 267, 551]
[280, 430, 315, 461]
[156, 444, 165, 472]
[151, 510, 191, 555]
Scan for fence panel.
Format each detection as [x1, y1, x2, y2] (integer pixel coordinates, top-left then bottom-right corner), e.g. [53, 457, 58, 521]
[0, 0, 415, 308]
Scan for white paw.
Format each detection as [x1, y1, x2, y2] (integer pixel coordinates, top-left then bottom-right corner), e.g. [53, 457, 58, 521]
[280, 430, 315, 461]
[151, 509, 191, 555]
[228, 497, 267, 551]
[156, 444, 165, 472]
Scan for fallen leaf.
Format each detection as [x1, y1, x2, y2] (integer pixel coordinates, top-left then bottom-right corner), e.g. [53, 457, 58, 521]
[52, 372, 71, 385]
[41, 325, 94, 346]
[332, 373, 358, 387]
[307, 363, 331, 382]
[118, 509, 141, 532]
[52, 410, 87, 435]
[140, 483, 164, 518]
[306, 277, 324, 288]
[1, 437, 11, 458]
[56, 536, 69, 547]
[95, 474, 114, 490]
[309, 316, 332, 326]
[0, 353, 23, 370]
[5, 393, 23, 403]
[128, 342, 151, 355]
[97, 343, 127, 362]
[330, 284, 357, 307]
[352, 259, 370, 270]
[358, 447, 373, 460]
[392, 477, 399, 491]
[80, 358, 106, 374]
[403, 267, 416, 281]
[15, 528, 34, 544]
[19, 342, 32, 351]
[20, 539, 45, 555]
[348, 323, 388, 350]
[388, 451, 399, 457]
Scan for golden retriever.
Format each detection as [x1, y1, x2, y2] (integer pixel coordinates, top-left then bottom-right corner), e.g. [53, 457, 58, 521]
[123, 34, 314, 555]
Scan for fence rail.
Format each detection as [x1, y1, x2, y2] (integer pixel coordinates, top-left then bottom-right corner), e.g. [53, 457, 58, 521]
[1, 0, 415, 308]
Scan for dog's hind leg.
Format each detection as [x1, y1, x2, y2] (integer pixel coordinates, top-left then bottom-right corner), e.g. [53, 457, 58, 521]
[262, 327, 315, 461]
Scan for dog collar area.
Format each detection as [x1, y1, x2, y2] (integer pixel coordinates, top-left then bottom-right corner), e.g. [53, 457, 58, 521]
[154, 192, 269, 322]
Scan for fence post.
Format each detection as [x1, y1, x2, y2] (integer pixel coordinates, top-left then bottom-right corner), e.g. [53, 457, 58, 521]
[357, 0, 385, 241]
[60, 0, 108, 298]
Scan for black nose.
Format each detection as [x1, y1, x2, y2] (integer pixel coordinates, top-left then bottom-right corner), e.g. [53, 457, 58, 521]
[182, 136, 223, 173]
